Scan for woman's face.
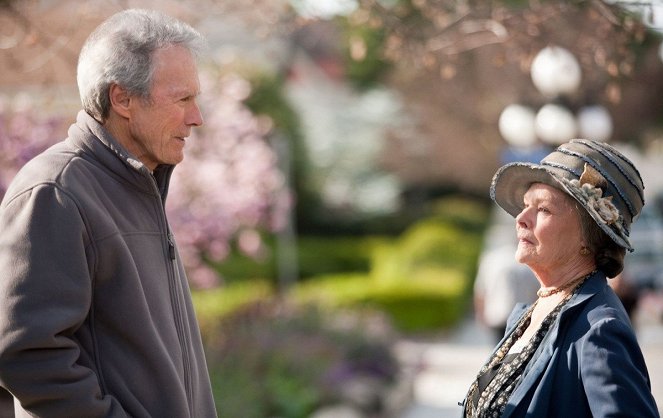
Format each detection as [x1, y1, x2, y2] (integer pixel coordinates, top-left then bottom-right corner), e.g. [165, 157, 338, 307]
[515, 183, 585, 273]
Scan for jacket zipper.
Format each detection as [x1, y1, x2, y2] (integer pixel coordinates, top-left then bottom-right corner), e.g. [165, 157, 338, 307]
[152, 169, 195, 417]
[167, 231, 195, 417]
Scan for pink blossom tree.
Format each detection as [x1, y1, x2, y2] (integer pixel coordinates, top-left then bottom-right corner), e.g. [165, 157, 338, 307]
[0, 95, 69, 198]
[167, 71, 289, 288]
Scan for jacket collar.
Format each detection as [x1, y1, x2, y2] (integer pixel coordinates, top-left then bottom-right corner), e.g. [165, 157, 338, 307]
[505, 270, 605, 334]
[67, 110, 174, 199]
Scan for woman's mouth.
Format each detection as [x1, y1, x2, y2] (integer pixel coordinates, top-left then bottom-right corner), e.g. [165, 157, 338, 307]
[518, 236, 534, 245]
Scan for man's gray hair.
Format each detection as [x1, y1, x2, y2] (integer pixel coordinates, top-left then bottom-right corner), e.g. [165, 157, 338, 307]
[77, 9, 206, 122]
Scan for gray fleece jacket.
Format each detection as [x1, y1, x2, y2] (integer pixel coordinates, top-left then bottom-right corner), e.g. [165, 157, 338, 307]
[0, 111, 217, 417]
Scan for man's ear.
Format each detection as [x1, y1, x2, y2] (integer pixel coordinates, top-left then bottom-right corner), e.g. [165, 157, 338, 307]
[109, 84, 132, 119]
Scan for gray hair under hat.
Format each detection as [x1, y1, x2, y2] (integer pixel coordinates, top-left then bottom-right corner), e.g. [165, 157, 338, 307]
[491, 139, 645, 251]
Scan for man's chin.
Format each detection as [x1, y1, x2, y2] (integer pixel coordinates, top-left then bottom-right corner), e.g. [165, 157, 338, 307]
[163, 152, 185, 166]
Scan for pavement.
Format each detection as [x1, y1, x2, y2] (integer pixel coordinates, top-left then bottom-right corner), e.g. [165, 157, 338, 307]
[395, 295, 663, 418]
[394, 317, 494, 418]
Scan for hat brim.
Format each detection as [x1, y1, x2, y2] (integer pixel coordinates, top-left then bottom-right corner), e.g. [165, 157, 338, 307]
[490, 162, 633, 251]
[490, 162, 561, 218]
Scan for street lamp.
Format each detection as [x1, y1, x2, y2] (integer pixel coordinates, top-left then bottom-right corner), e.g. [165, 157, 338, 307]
[577, 105, 613, 142]
[535, 103, 578, 146]
[498, 104, 537, 148]
[530, 46, 582, 98]
[498, 104, 551, 163]
[498, 45, 614, 160]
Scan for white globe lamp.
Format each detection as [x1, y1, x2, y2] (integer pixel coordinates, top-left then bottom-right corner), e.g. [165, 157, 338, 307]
[577, 105, 613, 142]
[498, 104, 537, 148]
[531, 46, 582, 98]
[535, 103, 578, 145]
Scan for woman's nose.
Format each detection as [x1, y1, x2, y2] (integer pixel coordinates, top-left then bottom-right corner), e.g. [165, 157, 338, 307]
[515, 208, 529, 228]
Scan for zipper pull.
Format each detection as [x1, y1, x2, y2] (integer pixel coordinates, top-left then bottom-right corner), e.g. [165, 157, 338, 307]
[167, 234, 176, 260]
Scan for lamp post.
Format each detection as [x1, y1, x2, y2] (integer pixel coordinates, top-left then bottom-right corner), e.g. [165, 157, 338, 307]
[530, 46, 581, 146]
[530, 46, 582, 98]
[498, 45, 613, 162]
[577, 104, 613, 142]
[534, 103, 578, 146]
[498, 104, 537, 148]
[498, 104, 550, 163]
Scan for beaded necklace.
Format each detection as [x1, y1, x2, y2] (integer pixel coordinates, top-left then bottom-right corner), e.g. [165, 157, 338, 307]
[536, 270, 597, 298]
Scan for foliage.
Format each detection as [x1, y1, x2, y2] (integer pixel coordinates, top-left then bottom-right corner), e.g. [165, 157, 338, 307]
[338, 17, 391, 89]
[291, 268, 467, 332]
[244, 73, 303, 147]
[296, 235, 379, 278]
[0, 98, 69, 198]
[202, 195, 488, 331]
[156, 70, 288, 288]
[373, 195, 488, 284]
[242, 72, 325, 232]
[291, 197, 489, 332]
[348, 0, 657, 106]
[209, 234, 379, 283]
[191, 196, 489, 414]
[427, 194, 492, 233]
[191, 280, 272, 345]
[208, 244, 277, 283]
[202, 301, 398, 418]
[212, 202, 486, 284]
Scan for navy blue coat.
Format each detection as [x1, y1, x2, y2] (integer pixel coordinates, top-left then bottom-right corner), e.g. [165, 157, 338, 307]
[463, 271, 660, 417]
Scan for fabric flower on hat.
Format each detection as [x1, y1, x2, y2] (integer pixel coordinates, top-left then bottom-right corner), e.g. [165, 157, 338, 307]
[568, 179, 620, 225]
[560, 163, 624, 234]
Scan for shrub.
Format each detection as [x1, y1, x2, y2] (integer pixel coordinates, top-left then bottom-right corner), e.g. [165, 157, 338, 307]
[395, 219, 484, 280]
[296, 236, 380, 279]
[428, 195, 491, 234]
[210, 235, 383, 284]
[291, 268, 467, 332]
[191, 280, 272, 346]
[289, 202, 488, 332]
[201, 301, 398, 418]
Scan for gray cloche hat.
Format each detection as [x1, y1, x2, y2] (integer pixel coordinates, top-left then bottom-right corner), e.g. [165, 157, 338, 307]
[491, 138, 645, 251]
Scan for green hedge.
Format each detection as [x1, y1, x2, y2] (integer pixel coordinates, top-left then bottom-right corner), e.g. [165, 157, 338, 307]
[291, 268, 467, 332]
[295, 235, 380, 279]
[291, 218, 480, 330]
[201, 196, 489, 333]
[192, 195, 490, 416]
[211, 235, 381, 283]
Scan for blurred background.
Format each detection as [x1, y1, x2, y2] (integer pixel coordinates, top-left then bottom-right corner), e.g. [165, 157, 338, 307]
[2, 0, 663, 417]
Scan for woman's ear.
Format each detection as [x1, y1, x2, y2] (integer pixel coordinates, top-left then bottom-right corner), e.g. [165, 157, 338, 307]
[109, 83, 132, 119]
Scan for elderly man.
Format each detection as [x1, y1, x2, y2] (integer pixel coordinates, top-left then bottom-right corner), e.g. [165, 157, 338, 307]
[0, 9, 216, 417]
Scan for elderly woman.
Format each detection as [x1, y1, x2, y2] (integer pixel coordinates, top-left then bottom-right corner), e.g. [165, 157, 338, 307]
[462, 139, 659, 417]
